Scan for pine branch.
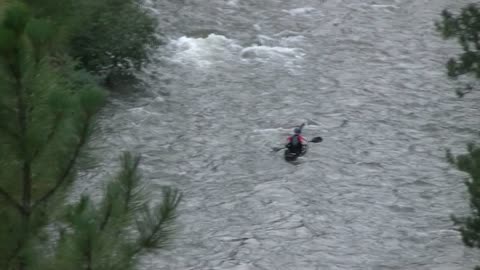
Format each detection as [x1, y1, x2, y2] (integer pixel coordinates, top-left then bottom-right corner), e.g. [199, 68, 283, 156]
[5, 241, 24, 269]
[0, 123, 20, 140]
[32, 116, 91, 209]
[0, 102, 16, 115]
[100, 153, 142, 231]
[85, 237, 93, 270]
[0, 187, 26, 215]
[0, 104, 18, 139]
[99, 198, 113, 231]
[30, 113, 63, 162]
[9, 48, 34, 219]
[134, 187, 181, 254]
[121, 153, 141, 212]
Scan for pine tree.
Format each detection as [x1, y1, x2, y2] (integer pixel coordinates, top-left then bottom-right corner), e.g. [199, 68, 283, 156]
[436, 4, 480, 96]
[0, 3, 105, 269]
[38, 153, 181, 270]
[447, 146, 480, 270]
[438, 4, 480, 269]
[0, 3, 181, 270]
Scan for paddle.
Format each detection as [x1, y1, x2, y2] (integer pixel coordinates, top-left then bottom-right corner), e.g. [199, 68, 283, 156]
[298, 122, 305, 132]
[309, 136, 323, 143]
[272, 136, 323, 152]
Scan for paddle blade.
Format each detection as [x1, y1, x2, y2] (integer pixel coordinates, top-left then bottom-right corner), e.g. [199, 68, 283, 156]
[310, 136, 323, 143]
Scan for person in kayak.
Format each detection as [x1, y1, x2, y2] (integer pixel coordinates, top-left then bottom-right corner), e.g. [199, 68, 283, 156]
[285, 126, 307, 156]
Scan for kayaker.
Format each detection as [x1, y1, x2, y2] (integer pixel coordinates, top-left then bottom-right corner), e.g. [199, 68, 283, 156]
[286, 126, 307, 156]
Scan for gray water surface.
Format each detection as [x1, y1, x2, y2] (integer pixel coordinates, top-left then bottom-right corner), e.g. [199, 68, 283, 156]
[76, 0, 480, 269]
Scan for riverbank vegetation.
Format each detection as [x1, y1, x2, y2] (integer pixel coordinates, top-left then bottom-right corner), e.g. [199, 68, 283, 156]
[0, 1, 180, 270]
[25, 0, 159, 84]
[437, 3, 480, 269]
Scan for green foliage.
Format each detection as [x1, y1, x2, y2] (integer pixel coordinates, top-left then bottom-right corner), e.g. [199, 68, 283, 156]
[448, 145, 480, 249]
[136, 187, 180, 250]
[436, 4, 480, 79]
[0, 2, 179, 270]
[68, 0, 159, 78]
[0, 27, 16, 52]
[41, 153, 181, 270]
[0, 4, 106, 269]
[25, 18, 55, 59]
[78, 87, 107, 117]
[3, 3, 30, 34]
[440, 7, 480, 268]
[25, 0, 159, 80]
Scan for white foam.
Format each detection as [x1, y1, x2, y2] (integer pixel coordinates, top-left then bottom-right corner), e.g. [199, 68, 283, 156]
[168, 34, 304, 69]
[241, 45, 304, 59]
[226, 0, 239, 6]
[371, 4, 398, 12]
[283, 7, 316, 16]
[253, 128, 288, 133]
[274, 30, 303, 38]
[169, 34, 241, 66]
[153, 96, 165, 103]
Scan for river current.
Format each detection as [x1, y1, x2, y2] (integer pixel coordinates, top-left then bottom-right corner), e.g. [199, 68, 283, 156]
[74, 0, 480, 269]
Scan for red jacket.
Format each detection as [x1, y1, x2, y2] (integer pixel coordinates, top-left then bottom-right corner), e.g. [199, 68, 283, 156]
[287, 135, 307, 144]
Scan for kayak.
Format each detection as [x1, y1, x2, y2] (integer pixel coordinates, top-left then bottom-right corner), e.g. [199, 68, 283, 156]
[284, 145, 308, 162]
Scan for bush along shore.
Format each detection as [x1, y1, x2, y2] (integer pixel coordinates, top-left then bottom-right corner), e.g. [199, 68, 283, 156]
[438, 4, 480, 269]
[0, 1, 180, 270]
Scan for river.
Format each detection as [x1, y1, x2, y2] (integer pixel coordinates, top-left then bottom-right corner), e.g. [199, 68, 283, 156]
[75, 0, 480, 269]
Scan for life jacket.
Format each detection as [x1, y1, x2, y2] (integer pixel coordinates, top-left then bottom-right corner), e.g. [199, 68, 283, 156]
[292, 135, 300, 146]
[288, 135, 305, 145]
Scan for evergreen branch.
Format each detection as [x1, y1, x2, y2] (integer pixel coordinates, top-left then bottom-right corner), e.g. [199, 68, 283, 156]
[121, 153, 141, 212]
[99, 197, 113, 231]
[5, 241, 24, 269]
[0, 187, 26, 215]
[84, 236, 93, 270]
[32, 116, 91, 209]
[31, 113, 63, 162]
[10, 53, 34, 217]
[133, 187, 181, 255]
[0, 123, 20, 140]
[0, 103, 17, 123]
[0, 64, 20, 141]
[0, 102, 16, 114]
[100, 153, 141, 231]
